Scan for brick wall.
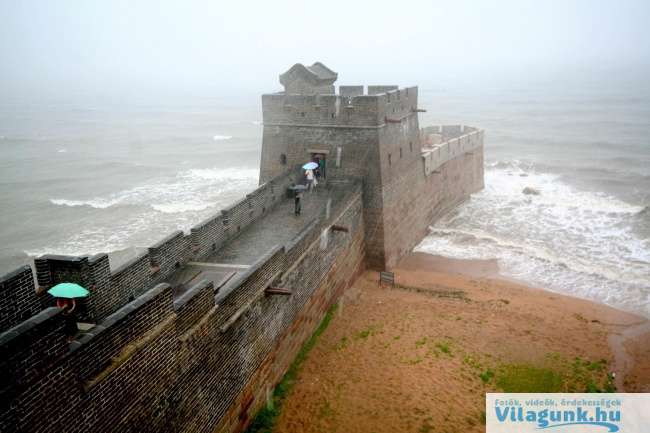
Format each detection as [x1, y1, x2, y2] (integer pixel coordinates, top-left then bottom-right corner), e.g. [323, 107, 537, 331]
[191, 172, 295, 259]
[380, 126, 485, 269]
[258, 89, 402, 271]
[0, 266, 41, 332]
[0, 183, 365, 433]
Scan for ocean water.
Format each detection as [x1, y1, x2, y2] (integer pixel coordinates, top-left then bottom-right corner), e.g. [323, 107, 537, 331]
[416, 81, 650, 318]
[0, 96, 263, 271]
[0, 81, 649, 317]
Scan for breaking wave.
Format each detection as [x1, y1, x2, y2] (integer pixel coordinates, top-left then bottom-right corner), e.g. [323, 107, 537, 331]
[416, 162, 650, 317]
[34, 167, 260, 260]
[50, 198, 118, 209]
[50, 167, 259, 213]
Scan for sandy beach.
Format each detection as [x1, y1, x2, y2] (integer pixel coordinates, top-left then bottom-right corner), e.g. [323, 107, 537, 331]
[272, 253, 650, 433]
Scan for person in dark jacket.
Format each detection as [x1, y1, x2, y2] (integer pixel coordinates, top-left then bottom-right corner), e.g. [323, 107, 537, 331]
[294, 191, 302, 215]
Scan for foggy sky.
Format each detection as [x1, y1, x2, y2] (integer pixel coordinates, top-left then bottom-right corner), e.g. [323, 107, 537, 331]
[1, 0, 649, 101]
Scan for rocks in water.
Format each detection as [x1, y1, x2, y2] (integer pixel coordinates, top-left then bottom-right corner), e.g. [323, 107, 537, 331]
[522, 186, 541, 196]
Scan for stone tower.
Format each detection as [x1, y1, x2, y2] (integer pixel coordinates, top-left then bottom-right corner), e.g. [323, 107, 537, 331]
[259, 62, 422, 270]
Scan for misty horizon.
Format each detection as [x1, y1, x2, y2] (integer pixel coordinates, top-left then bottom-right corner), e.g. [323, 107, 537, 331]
[2, 0, 650, 103]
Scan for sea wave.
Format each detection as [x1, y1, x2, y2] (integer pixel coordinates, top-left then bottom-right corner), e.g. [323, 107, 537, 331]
[419, 227, 645, 287]
[33, 167, 260, 259]
[50, 167, 259, 213]
[417, 163, 650, 317]
[151, 202, 214, 213]
[50, 198, 119, 209]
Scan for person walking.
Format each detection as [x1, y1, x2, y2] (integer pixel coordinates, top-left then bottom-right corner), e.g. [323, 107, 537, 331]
[294, 190, 302, 216]
[305, 169, 315, 192]
[318, 156, 326, 180]
[314, 156, 322, 179]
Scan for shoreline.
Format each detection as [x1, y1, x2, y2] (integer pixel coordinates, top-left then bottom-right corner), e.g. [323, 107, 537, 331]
[272, 252, 650, 432]
[405, 251, 648, 317]
[396, 252, 650, 392]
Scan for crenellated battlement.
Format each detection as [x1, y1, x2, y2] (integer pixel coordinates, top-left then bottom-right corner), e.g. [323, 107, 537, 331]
[262, 86, 418, 128]
[420, 125, 484, 176]
[0, 174, 365, 433]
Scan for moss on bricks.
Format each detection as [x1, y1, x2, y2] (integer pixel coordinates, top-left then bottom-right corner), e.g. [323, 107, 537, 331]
[246, 303, 338, 433]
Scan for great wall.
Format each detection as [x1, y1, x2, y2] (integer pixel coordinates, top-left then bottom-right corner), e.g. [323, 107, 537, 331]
[0, 63, 484, 433]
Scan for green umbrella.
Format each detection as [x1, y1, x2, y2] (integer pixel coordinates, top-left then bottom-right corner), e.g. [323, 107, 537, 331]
[47, 282, 89, 299]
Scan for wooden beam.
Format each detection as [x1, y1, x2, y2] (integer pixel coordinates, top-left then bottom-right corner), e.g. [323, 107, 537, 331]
[385, 117, 402, 124]
[265, 287, 292, 295]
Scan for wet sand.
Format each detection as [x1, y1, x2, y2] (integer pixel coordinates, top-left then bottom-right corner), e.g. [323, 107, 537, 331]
[273, 253, 650, 433]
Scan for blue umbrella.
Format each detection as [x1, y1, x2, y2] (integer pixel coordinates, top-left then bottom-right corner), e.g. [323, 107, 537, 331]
[302, 162, 318, 170]
[47, 282, 89, 299]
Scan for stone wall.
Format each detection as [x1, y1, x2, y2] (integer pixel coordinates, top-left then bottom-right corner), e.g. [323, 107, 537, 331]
[380, 126, 485, 269]
[259, 86, 421, 271]
[0, 182, 365, 433]
[0, 266, 41, 332]
[26, 170, 296, 326]
[260, 87, 417, 131]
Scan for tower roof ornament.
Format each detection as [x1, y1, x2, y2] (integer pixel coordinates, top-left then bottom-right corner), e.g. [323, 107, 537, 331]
[279, 62, 338, 93]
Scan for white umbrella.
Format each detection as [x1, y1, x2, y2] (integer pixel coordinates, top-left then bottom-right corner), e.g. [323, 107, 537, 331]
[302, 162, 318, 170]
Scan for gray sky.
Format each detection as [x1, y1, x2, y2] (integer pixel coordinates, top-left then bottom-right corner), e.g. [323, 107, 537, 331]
[1, 0, 649, 100]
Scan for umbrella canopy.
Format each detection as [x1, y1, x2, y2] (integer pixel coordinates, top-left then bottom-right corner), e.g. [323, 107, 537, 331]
[47, 282, 89, 299]
[302, 162, 318, 170]
[289, 184, 308, 191]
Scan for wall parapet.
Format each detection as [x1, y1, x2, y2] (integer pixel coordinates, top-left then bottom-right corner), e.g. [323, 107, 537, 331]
[174, 279, 215, 336]
[262, 86, 418, 128]
[70, 282, 173, 385]
[0, 265, 41, 332]
[0, 175, 367, 433]
[0, 170, 297, 331]
[191, 171, 295, 260]
[0, 307, 66, 400]
[421, 125, 484, 177]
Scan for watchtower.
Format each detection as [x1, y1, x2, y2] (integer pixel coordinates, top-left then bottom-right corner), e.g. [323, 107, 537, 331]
[259, 62, 423, 270]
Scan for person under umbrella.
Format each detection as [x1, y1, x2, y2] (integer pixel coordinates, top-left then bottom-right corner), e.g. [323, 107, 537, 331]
[47, 282, 89, 338]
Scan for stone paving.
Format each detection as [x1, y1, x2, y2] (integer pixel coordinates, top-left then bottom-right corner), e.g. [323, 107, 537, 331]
[165, 183, 349, 298]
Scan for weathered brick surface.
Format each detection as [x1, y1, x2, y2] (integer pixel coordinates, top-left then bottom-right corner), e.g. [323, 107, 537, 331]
[0, 183, 365, 433]
[191, 172, 294, 259]
[0, 265, 40, 332]
[259, 82, 482, 270]
[34, 254, 112, 322]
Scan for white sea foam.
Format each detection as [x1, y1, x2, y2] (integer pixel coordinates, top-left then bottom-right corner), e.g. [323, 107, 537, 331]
[213, 135, 232, 141]
[50, 167, 259, 215]
[416, 164, 650, 317]
[35, 166, 260, 260]
[50, 198, 118, 209]
[24, 212, 155, 258]
[151, 202, 214, 213]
